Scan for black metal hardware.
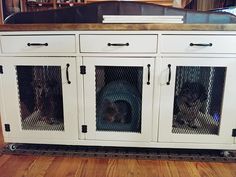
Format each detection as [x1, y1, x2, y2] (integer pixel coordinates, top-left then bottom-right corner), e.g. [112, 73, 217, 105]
[82, 125, 87, 133]
[147, 64, 151, 85]
[166, 64, 171, 85]
[5, 124, 10, 132]
[0, 66, 3, 74]
[27, 43, 48, 46]
[80, 65, 86, 74]
[107, 43, 129, 46]
[66, 63, 71, 84]
[190, 43, 213, 47]
[232, 129, 236, 137]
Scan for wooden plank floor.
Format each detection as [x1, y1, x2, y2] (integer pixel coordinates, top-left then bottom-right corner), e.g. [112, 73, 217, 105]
[0, 125, 236, 177]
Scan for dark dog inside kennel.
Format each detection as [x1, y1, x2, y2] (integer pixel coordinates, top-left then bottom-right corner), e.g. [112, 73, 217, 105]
[172, 66, 226, 135]
[16, 66, 64, 131]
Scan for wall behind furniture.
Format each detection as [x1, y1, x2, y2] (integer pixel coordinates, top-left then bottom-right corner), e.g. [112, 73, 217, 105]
[0, 0, 175, 24]
[19, 0, 174, 13]
[86, 0, 173, 6]
[185, 0, 236, 11]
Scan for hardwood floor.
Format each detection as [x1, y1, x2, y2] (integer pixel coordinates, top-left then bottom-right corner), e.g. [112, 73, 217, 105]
[0, 124, 236, 177]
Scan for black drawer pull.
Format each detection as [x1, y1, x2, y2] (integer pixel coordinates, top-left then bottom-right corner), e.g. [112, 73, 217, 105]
[27, 43, 48, 46]
[107, 43, 129, 46]
[190, 43, 212, 47]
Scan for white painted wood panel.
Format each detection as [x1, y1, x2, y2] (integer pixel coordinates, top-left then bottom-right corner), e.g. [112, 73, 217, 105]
[158, 57, 236, 144]
[80, 35, 157, 53]
[160, 35, 236, 54]
[83, 57, 155, 142]
[1, 35, 76, 53]
[0, 57, 79, 142]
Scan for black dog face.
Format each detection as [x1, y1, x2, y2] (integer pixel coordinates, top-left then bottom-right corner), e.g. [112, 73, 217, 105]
[179, 82, 207, 107]
[101, 99, 131, 124]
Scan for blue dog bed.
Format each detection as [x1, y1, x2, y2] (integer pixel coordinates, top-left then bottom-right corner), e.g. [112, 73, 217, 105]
[97, 80, 141, 132]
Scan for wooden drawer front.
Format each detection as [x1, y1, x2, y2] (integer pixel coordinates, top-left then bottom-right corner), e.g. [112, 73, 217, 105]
[161, 35, 236, 54]
[80, 35, 157, 53]
[1, 35, 76, 53]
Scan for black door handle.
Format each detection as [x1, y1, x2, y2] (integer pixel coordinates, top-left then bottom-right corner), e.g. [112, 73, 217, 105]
[166, 64, 171, 85]
[147, 64, 151, 85]
[66, 63, 71, 84]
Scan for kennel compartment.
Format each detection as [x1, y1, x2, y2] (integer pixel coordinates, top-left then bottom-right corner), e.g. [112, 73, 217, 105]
[96, 66, 142, 133]
[83, 57, 154, 141]
[0, 57, 78, 143]
[159, 58, 236, 144]
[16, 65, 65, 131]
[172, 66, 225, 135]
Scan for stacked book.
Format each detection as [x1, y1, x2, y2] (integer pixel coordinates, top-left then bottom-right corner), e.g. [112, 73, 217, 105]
[102, 15, 184, 23]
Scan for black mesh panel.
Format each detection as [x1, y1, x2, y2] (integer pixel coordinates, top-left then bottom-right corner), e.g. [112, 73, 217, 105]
[16, 66, 64, 131]
[96, 66, 143, 133]
[172, 66, 226, 135]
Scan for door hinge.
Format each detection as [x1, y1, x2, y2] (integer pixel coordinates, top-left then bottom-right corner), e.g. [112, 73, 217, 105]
[80, 65, 86, 74]
[82, 125, 87, 133]
[232, 129, 236, 137]
[4, 124, 10, 132]
[0, 66, 3, 74]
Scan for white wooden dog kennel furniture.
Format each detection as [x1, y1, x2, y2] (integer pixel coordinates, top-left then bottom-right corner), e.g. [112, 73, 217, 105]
[0, 23, 236, 151]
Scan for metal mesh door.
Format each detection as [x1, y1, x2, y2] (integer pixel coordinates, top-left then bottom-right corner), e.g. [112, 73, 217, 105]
[172, 66, 226, 135]
[96, 66, 143, 133]
[16, 66, 64, 131]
